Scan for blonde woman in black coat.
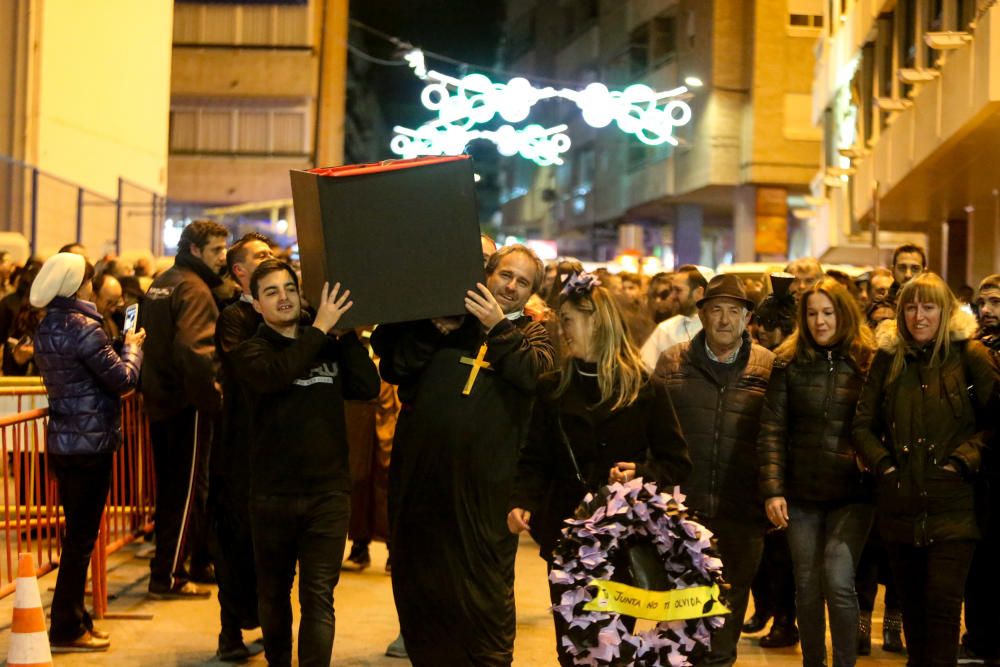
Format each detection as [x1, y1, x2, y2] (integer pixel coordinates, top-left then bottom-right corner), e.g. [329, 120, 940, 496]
[508, 273, 691, 665]
[854, 272, 998, 667]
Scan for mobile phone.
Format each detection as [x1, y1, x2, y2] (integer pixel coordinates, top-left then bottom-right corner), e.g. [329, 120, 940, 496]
[123, 304, 139, 334]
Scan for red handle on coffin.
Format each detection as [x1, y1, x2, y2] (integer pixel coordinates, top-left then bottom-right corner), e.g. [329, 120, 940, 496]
[308, 155, 470, 178]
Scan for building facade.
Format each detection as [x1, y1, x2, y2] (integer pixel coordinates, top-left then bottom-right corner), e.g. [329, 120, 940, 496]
[0, 0, 173, 257]
[811, 0, 1000, 286]
[499, 0, 823, 265]
[167, 0, 348, 248]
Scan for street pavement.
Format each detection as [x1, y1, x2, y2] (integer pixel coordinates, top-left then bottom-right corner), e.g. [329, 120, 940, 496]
[0, 536, 907, 665]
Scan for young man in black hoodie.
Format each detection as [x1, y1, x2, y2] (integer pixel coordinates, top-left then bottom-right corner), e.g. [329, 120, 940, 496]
[232, 259, 379, 667]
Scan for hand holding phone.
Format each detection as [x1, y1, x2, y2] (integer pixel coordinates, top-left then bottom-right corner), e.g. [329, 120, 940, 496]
[124, 328, 146, 349]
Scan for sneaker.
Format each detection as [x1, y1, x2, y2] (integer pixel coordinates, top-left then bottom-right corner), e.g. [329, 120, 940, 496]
[147, 581, 212, 599]
[385, 633, 407, 658]
[51, 629, 111, 653]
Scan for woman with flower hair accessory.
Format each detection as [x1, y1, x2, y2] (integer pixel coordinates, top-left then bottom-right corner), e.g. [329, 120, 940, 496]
[508, 272, 691, 665]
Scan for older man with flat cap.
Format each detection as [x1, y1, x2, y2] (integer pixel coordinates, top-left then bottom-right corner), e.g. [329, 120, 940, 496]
[654, 274, 776, 666]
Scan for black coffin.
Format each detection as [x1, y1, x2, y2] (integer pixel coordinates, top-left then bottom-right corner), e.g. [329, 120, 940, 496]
[290, 155, 484, 329]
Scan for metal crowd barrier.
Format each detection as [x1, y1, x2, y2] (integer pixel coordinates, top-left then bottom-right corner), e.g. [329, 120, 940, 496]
[0, 387, 156, 619]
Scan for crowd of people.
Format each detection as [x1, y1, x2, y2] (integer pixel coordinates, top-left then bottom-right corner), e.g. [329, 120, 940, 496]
[8, 227, 999, 667]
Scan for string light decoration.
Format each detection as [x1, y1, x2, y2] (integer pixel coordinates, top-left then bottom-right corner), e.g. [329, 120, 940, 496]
[390, 50, 695, 166]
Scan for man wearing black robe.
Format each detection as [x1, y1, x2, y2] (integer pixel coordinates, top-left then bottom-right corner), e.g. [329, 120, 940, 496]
[372, 244, 555, 666]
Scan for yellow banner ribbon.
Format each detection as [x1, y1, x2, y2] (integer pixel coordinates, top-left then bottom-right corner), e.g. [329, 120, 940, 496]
[582, 580, 730, 622]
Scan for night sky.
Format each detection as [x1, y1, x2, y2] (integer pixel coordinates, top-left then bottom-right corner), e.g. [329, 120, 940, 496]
[349, 0, 506, 132]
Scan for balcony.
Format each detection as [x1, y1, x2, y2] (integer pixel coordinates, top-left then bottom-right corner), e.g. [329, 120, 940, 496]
[847, 6, 1000, 277]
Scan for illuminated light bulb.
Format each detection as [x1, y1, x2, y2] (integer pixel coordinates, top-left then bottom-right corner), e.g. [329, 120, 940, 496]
[684, 76, 703, 88]
[578, 83, 614, 127]
[459, 73, 493, 94]
[405, 49, 428, 79]
[420, 83, 451, 112]
[623, 83, 655, 102]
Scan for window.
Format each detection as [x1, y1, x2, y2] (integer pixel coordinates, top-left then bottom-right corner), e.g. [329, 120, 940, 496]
[876, 13, 895, 99]
[506, 9, 536, 62]
[629, 23, 650, 76]
[789, 14, 824, 27]
[170, 102, 311, 157]
[628, 13, 677, 77]
[650, 15, 677, 65]
[173, 2, 310, 47]
[788, 0, 825, 29]
[955, 0, 975, 30]
[897, 0, 917, 96]
[561, 0, 599, 43]
[860, 42, 875, 144]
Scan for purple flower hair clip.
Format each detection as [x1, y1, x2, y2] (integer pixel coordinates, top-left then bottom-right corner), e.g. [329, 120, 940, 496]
[561, 271, 601, 297]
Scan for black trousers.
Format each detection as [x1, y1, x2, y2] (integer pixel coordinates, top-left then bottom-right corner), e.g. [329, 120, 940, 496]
[149, 407, 212, 590]
[750, 530, 797, 622]
[694, 517, 765, 667]
[886, 540, 976, 667]
[856, 524, 900, 611]
[48, 452, 113, 643]
[250, 491, 349, 667]
[963, 482, 1000, 659]
[208, 477, 258, 637]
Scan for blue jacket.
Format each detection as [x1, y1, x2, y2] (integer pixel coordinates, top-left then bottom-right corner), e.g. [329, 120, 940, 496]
[34, 297, 142, 455]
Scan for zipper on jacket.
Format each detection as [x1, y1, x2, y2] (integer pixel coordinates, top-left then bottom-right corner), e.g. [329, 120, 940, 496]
[710, 384, 726, 517]
[823, 350, 835, 421]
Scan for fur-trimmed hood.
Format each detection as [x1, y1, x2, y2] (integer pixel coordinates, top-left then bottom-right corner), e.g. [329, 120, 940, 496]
[873, 307, 979, 354]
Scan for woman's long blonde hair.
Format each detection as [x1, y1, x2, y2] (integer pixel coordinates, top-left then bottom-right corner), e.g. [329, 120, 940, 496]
[886, 271, 958, 384]
[554, 284, 646, 411]
[776, 276, 875, 369]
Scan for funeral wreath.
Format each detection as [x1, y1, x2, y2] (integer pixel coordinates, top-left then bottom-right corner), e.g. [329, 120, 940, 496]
[549, 479, 728, 666]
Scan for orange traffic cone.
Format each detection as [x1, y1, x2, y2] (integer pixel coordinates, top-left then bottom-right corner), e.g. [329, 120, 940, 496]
[7, 553, 52, 667]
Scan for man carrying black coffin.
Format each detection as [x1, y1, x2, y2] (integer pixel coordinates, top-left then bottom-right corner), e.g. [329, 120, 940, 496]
[372, 244, 555, 666]
[231, 260, 379, 667]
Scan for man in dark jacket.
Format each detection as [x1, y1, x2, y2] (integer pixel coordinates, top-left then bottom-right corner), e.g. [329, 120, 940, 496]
[140, 219, 228, 598]
[210, 232, 273, 660]
[232, 259, 379, 667]
[654, 274, 775, 667]
[962, 274, 1000, 665]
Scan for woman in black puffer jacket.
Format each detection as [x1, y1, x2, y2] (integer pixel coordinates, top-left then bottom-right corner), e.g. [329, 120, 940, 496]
[30, 253, 145, 652]
[757, 277, 877, 667]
